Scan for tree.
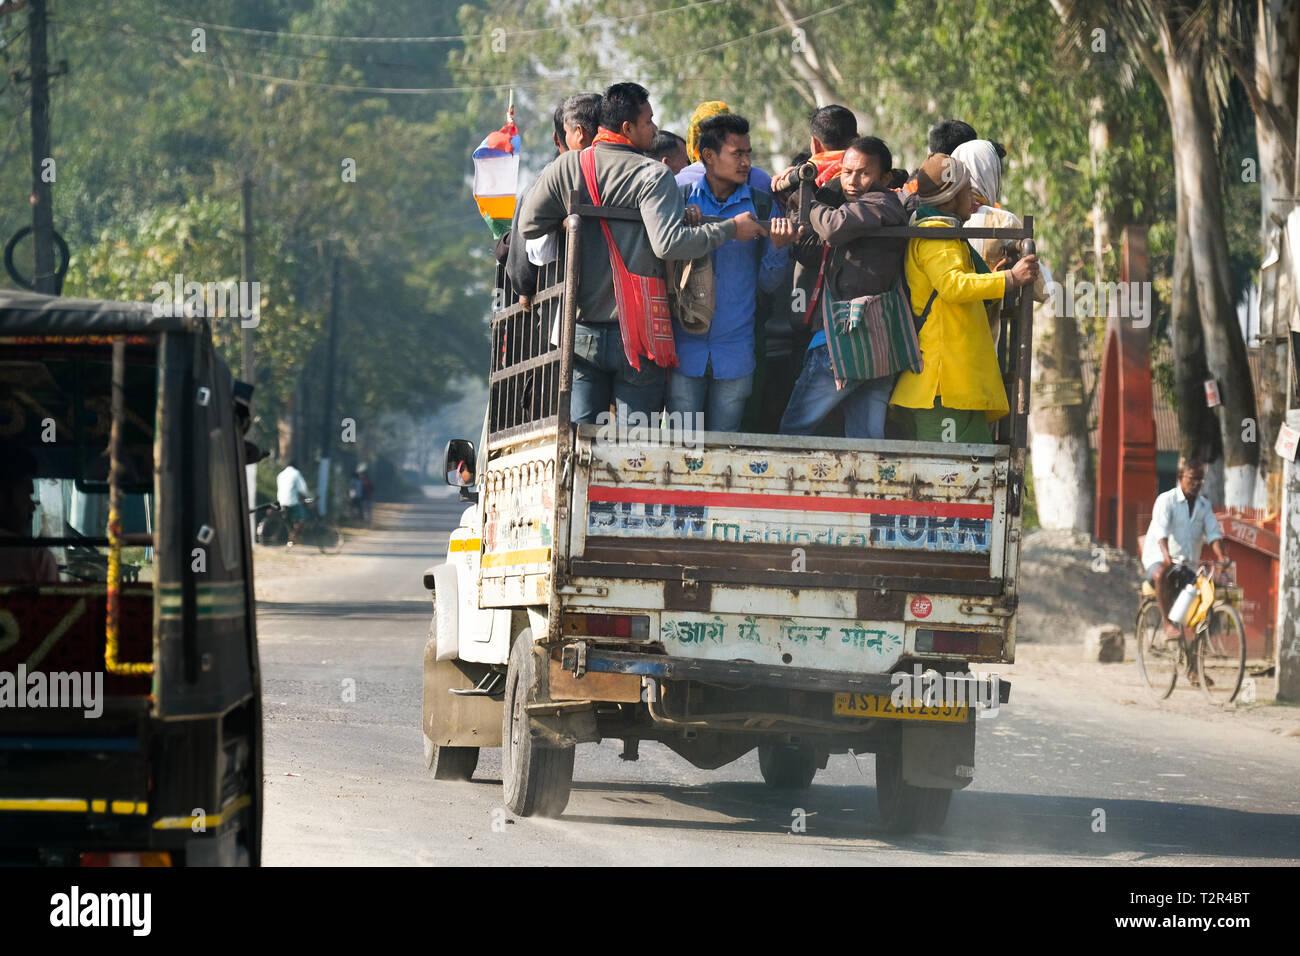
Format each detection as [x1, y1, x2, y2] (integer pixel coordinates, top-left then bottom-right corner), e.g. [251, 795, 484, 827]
[1222, 0, 1299, 509]
[1057, 0, 1261, 507]
[3, 0, 493, 470]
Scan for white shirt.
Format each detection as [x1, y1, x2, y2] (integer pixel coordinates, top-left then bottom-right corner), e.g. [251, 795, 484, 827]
[1141, 486, 1222, 570]
[276, 466, 308, 507]
[526, 233, 558, 267]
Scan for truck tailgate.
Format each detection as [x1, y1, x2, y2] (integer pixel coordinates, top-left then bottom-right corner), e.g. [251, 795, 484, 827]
[569, 427, 1011, 596]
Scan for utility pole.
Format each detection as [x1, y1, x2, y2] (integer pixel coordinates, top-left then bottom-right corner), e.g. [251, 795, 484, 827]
[241, 176, 257, 541]
[241, 176, 256, 384]
[320, 258, 341, 455]
[27, 0, 61, 293]
[316, 259, 341, 517]
[1275, 80, 1300, 702]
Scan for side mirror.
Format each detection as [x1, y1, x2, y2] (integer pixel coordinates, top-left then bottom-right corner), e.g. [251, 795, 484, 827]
[444, 438, 476, 487]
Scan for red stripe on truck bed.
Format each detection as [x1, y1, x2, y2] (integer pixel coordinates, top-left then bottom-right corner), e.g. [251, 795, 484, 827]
[587, 485, 994, 519]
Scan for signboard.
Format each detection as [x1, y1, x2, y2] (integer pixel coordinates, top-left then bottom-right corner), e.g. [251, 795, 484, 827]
[1275, 421, 1299, 462]
[1287, 209, 1300, 332]
[1204, 378, 1221, 408]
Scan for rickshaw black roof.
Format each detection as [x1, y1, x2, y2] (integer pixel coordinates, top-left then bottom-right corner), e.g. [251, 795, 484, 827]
[0, 290, 203, 335]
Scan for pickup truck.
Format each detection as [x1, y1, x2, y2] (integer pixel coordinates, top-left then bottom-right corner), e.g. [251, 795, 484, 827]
[422, 197, 1033, 832]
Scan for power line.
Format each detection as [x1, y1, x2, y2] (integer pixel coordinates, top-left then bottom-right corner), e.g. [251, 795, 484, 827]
[156, 0, 738, 44]
[73, 20, 447, 75]
[137, 2, 858, 96]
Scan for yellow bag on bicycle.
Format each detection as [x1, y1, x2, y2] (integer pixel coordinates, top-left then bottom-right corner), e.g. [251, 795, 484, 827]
[1186, 574, 1215, 630]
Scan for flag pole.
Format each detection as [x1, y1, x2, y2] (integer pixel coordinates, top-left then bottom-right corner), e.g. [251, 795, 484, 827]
[507, 88, 514, 128]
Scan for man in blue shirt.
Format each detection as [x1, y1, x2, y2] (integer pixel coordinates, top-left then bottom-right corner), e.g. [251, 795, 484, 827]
[669, 113, 795, 432]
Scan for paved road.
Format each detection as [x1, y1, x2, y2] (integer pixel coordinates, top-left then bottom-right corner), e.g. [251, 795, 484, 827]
[256, 497, 1300, 865]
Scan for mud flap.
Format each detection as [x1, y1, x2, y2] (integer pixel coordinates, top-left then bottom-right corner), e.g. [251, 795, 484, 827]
[526, 642, 599, 745]
[901, 719, 975, 790]
[422, 640, 503, 748]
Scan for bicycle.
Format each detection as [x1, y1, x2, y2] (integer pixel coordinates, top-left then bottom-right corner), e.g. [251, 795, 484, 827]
[1135, 561, 1246, 704]
[256, 498, 344, 554]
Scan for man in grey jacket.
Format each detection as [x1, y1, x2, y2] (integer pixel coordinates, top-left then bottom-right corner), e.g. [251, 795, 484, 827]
[518, 82, 766, 425]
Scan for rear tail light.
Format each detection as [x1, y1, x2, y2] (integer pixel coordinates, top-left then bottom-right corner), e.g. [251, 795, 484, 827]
[914, 629, 1003, 657]
[80, 852, 172, 867]
[563, 613, 650, 640]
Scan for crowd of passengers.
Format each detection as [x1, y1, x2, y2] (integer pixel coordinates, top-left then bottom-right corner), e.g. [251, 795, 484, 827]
[496, 83, 1044, 444]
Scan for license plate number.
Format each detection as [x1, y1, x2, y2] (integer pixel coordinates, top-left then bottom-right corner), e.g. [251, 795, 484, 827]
[833, 693, 967, 722]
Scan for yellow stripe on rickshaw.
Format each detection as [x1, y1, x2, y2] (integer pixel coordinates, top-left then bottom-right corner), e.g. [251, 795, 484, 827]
[152, 793, 251, 830]
[449, 538, 481, 553]
[0, 797, 89, 813]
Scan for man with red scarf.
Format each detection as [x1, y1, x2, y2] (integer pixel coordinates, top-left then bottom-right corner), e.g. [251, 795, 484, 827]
[519, 82, 766, 425]
[771, 105, 859, 348]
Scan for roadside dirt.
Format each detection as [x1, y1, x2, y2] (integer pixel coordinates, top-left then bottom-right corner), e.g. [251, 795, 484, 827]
[1017, 528, 1141, 645]
[997, 642, 1300, 739]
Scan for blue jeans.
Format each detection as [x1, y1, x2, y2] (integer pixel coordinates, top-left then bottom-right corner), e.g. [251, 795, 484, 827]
[570, 323, 667, 426]
[779, 345, 896, 439]
[665, 359, 753, 433]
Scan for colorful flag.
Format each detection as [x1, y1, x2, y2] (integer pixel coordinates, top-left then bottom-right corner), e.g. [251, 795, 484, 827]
[472, 120, 520, 240]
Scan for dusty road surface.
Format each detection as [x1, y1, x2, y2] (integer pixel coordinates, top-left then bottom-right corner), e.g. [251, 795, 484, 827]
[255, 497, 1300, 866]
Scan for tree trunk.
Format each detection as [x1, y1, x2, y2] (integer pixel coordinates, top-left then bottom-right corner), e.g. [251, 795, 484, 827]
[1171, 204, 1224, 495]
[1029, 286, 1093, 531]
[773, 0, 840, 107]
[1251, 0, 1300, 510]
[1164, 47, 1260, 507]
[279, 389, 296, 462]
[1090, 97, 1110, 288]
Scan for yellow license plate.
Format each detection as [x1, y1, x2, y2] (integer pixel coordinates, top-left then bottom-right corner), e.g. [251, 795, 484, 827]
[833, 693, 968, 722]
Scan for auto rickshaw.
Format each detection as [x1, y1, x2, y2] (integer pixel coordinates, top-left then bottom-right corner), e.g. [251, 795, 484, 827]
[0, 290, 264, 865]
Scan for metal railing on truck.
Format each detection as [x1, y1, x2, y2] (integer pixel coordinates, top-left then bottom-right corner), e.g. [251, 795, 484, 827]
[486, 186, 1036, 608]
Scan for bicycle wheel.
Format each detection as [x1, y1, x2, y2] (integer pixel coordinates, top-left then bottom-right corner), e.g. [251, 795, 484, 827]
[1196, 603, 1246, 704]
[258, 513, 288, 547]
[1135, 599, 1179, 699]
[315, 525, 344, 555]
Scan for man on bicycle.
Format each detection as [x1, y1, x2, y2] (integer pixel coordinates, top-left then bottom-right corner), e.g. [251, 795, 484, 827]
[276, 460, 311, 545]
[1141, 458, 1229, 644]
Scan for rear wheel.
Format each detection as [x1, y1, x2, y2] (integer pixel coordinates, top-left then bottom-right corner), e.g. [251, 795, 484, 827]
[424, 734, 480, 781]
[257, 513, 288, 546]
[758, 743, 817, 790]
[308, 523, 343, 554]
[1135, 598, 1179, 699]
[875, 750, 951, 834]
[501, 629, 573, 818]
[1196, 603, 1246, 705]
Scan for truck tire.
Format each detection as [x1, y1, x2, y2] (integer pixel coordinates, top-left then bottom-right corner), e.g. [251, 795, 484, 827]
[501, 629, 574, 818]
[875, 750, 952, 834]
[424, 733, 479, 781]
[758, 743, 817, 790]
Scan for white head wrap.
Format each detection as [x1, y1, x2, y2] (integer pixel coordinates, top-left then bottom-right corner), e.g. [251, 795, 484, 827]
[952, 139, 1002, 207]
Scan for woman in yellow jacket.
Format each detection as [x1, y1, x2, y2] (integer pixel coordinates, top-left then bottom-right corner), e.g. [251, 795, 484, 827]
[890, 153, 1039, 443]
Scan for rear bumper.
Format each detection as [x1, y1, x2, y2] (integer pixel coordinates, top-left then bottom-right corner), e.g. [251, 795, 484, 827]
[559, 644, 1011, 703]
